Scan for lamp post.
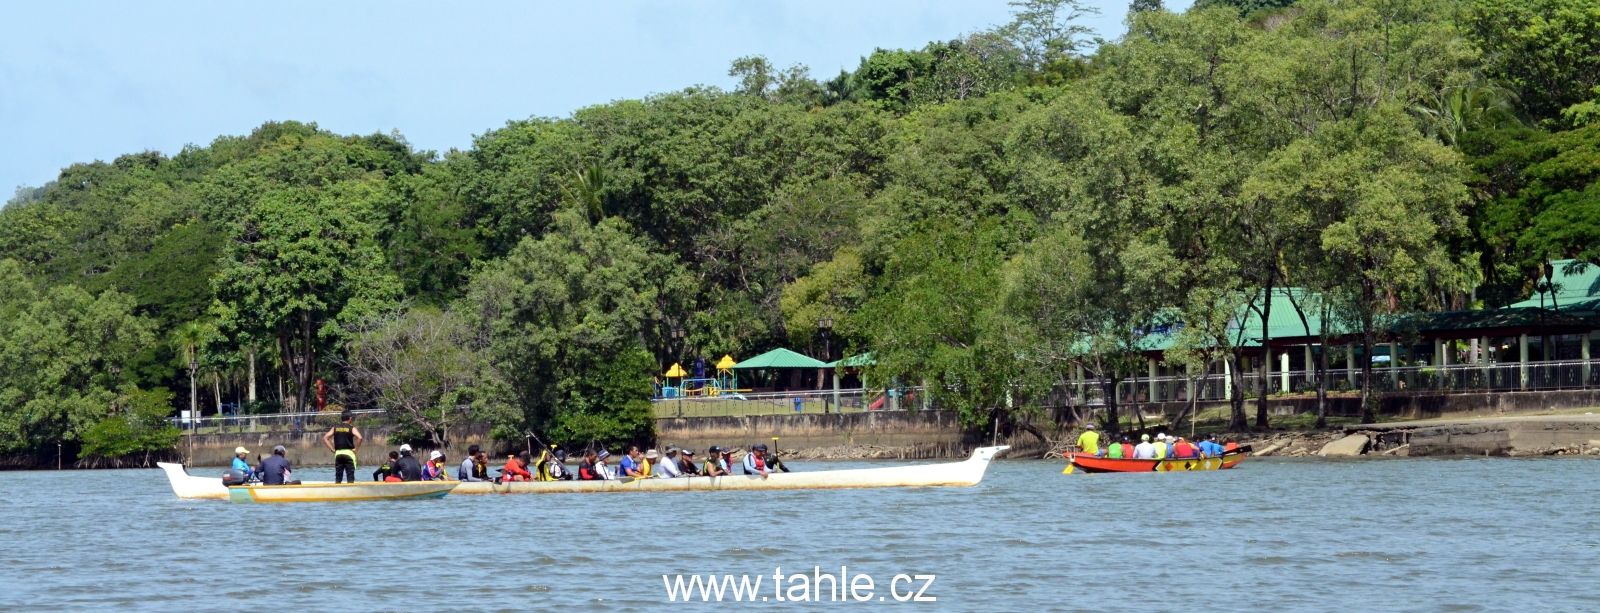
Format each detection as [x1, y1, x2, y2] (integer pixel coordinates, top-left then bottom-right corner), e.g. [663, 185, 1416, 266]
[187, 354, 197, 465]
[817, 317, 834, 362]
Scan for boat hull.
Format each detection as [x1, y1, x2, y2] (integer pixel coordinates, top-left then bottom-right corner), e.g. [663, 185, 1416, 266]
[1066, 451, 1247, 474]
[157, 462, 230, 499]
[228, 481, 458, 503]
[454, 446, 1009, 494]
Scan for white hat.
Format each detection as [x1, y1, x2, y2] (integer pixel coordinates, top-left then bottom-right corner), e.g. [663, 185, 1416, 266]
[234, 446, 249, 455]
[1156, 433, 1167, 441]
[399, 444, 412, 453]
[644, 449, 660, 459]
[429, 450, 443, 460]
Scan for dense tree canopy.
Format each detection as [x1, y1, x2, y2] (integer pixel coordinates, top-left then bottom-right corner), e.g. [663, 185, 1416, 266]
[2, 0, 1596, 455]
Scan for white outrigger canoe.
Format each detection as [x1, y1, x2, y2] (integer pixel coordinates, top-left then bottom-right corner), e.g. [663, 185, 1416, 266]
[454, 445, 1009, 495]
[157, 462, 457, 503]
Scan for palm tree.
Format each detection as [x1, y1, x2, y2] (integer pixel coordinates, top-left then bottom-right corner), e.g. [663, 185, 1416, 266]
[171, 322, 208, 449]
[1411, 83, 1523, 147]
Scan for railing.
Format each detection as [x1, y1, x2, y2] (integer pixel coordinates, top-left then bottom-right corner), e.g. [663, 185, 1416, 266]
[1060, 358, 1600, 405]
[171, 409, 392, 434]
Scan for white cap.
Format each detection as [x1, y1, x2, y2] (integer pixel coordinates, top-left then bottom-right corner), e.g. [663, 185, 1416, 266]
[234, 446, 249, 455]
[399, 444, 412, 453]
[429, 450, 443, 460]
[1156, 433, 1167, 441]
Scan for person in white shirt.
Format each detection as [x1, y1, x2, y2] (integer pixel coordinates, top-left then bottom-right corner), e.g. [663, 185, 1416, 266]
[657, 447, 683, 478]
[1132, 433, 1156, 459]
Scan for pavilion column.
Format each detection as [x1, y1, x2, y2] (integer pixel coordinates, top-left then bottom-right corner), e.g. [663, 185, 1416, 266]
[1148, 358, 1158, 403]
[1519, 333, 1529, 390]
[1439, 338, 1451, 390]
[1582, 332, 1592, 385]
[1223, 358, 1232, 400]
[1279, 350, 1290, 393]
[832, 368, 840, 411]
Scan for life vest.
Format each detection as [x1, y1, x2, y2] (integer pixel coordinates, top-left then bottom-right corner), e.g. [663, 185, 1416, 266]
[1152, 443, 1168, 459]
[1173, 442, 1198, 458]
[535, 452, 555, 481]
[332, 425, 356, 450]
[637, 458, 652, 478]
[704, 459, 721, 475]
[1224, 441, 1239, 453]
[1106, 444, 1124, 458]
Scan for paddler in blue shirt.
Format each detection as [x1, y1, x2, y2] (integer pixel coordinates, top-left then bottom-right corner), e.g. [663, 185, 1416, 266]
[231, 447, 254, 478]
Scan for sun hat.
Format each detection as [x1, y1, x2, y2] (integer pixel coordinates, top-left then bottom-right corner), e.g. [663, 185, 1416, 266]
[430, 450, 443, 460]
[644, 449, 660, 459]
[234, 446, 249, 455]
[1156, 433, 1167, 441]
[399, 444, 412, 453]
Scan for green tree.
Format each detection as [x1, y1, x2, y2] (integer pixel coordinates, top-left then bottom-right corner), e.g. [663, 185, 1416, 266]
[343, 307, 512, 448]
[468, 212, 692, 447]
[78, 387, 182, 466]
[0, 261, 154, 453]
[1465, 0, 1600, 122]
[211, 186, 402, 413]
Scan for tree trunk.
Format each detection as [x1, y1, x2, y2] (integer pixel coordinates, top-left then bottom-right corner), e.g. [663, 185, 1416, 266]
[1228, 350, 1249, 431]
[1097, 373, 1120, 434]
[1255, 288, 1273, 431]
[1360, 282, 1378, 424]
[247, 347, 257, 404]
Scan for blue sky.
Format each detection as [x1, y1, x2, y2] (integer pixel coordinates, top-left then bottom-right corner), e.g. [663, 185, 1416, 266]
[1, 1, 1189, 195]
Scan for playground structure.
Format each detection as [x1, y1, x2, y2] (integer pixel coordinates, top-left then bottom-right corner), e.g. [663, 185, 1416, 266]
[657, 355, 751, 399]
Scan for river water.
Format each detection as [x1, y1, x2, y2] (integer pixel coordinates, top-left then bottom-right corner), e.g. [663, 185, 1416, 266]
[3, 456, 1598, 611]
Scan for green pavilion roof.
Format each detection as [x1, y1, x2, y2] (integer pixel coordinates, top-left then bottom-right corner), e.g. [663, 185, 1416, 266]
[1507, 259, 1600, 315]
[730, 348, 828, 369]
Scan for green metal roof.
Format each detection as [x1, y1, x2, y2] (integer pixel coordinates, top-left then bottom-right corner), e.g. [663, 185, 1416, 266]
[823, 353, 875, 368]
[1508, 259, 1600, 314]
[1395, 307, 1596, 335]
[730, 348, 828, 369]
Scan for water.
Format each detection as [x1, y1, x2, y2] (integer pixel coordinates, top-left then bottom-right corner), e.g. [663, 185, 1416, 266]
[4, 456, 1599, 611]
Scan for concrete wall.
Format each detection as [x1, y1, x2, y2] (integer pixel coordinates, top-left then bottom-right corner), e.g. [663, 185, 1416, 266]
[1351, 416, 1600, 456]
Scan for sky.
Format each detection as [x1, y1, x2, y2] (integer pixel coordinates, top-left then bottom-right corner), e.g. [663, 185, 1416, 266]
[0, 0, 1190, 196]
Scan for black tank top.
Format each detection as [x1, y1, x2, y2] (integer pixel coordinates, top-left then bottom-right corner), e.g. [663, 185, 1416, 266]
[332, 424, 356, 450]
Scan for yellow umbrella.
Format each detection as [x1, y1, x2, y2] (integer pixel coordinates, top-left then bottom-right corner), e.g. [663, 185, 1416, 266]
[664, 363, 688, 377]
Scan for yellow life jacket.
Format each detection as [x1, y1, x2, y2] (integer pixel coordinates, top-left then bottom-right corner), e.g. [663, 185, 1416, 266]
[1152, 441, 1169, 459]
[638, 458, 652, 478]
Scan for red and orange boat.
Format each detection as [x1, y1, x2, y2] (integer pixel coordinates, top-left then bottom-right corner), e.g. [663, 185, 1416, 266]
[1063, 450, 1248, 474]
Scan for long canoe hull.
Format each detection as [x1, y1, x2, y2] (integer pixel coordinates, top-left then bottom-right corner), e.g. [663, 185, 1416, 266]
[158, 462, 454, 502]
[1065, 451, 1247, 474]
[227, 481, 457, 503]
[158, 462, 230, 499]
[454, 445, 1010, 494]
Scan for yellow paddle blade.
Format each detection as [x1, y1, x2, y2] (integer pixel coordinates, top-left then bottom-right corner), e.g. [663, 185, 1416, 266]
[1062, 463, 1075, 474]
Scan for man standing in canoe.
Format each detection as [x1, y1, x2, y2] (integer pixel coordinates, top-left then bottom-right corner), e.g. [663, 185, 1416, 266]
[1076, 423, 1101, 456]
[322, 410, 363, 484]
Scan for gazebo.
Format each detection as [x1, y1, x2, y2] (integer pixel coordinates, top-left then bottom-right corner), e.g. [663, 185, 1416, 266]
[731, 348, 827, 392]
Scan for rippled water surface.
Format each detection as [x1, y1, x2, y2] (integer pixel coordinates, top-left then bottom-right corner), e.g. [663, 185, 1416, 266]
[5, 456, 1600, 611]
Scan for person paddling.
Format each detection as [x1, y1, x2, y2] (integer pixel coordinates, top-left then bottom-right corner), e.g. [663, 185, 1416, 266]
[1105, 438, 1125, 459]
[322, 410, 363, 484]
[258, 445, 294, 485]
[394, 444, 422, 481]
[231, 447, 255, 479]
[678, 449, 701, 476]
[742, 444, 772, 477]
[1076, 423, 1101, 456]
[374, 451, 399, 481]
[703, 446, 729, 476]
[1172, 436, 1199, 459]
[1133, 434, 1156, 459]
